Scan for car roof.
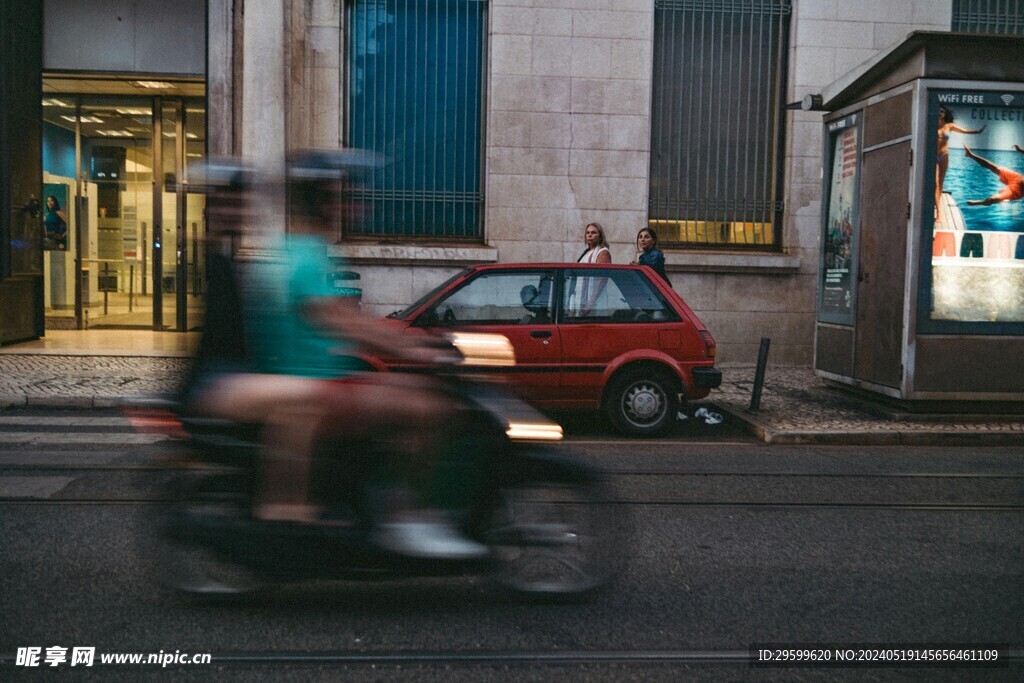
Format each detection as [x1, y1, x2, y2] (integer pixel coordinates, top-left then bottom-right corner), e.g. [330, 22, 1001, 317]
[467, 263, 649, 271]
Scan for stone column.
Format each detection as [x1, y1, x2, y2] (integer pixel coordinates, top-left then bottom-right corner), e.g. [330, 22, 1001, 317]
[207, 0, 234, 157]
[241, 0, 287, 234]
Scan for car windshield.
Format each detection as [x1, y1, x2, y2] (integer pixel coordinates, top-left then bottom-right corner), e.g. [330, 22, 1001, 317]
[387, 269, 471, 320]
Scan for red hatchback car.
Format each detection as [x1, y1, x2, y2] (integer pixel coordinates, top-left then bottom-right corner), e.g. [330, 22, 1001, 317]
[374, 263, 721, 437]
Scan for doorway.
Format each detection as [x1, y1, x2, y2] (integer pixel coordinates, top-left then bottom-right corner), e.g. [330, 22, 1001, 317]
[41, 77, 206, 331]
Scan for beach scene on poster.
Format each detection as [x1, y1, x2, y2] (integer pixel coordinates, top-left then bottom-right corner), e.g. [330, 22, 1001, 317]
[930, 90, 1024, 323]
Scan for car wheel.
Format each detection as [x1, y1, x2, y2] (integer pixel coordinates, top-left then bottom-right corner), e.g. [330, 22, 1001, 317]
[605, 367, 679, 437]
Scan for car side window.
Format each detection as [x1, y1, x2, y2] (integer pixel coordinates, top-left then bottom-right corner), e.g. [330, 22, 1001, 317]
[425, 271, 555, 325]
[562, 269, 679, 323]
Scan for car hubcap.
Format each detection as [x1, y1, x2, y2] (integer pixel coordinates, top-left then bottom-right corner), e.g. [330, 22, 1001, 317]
[624, 382, 664, 424]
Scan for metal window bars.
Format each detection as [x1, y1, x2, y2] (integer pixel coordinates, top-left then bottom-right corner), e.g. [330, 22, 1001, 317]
[649, 0, 791, 249]
[952, 0, 1024, 35]
[346, 0, 486, 238]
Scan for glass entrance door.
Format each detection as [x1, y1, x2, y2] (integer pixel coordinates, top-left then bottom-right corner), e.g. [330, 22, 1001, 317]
[81, 95, 154, 329]
[41, 83, 206, 331]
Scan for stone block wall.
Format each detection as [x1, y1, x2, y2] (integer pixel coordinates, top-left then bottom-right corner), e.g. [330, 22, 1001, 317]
[486, 0, 653, 264]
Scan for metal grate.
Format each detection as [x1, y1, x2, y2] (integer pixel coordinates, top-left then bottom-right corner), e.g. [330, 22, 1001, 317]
[952, 0, 1024, 35]
[649, 0, 791, 249]
[346, 0, 486, 238]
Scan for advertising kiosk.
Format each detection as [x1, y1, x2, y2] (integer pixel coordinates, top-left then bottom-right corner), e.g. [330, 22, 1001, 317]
[812, 32, 1024, 403]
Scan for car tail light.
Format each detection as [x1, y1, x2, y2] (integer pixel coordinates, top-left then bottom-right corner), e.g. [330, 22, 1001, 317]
[698, 329, 716, 359]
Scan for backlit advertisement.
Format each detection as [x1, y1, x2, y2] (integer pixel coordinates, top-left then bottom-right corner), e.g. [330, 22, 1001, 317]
[819, 113, 860, 324]
[924, 89, 1024, 329]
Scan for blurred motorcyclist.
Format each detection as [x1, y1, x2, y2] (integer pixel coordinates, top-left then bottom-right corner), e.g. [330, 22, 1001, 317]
[184, 152, 486, 559]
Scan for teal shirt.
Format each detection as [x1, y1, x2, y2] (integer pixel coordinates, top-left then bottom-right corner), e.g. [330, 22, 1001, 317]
[245, 233, 356, 378]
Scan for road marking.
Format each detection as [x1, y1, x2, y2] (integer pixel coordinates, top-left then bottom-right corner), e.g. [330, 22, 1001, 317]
[0, 451, 135, 466]
[0, 416, 132, 427]
[0, 476, 75, 498]
[0, 433, 165, 445]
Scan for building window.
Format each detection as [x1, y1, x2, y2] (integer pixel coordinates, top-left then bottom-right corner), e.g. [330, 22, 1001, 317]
[952, 0, 1024, 35]
[346, 0, 486, 238]
[649, 0, 791, 249]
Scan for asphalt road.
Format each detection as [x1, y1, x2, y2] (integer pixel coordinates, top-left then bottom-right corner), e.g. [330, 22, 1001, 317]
[1, 407, 1022, 682]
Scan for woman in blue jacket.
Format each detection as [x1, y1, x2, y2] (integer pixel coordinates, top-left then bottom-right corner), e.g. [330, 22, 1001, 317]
[633, 227, 670, 285]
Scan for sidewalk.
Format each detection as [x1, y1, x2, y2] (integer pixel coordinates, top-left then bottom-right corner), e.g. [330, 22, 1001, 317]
[0, 331, 195, 408]
[712, 365, 1024, 446]
[1, 332, 1022, 444]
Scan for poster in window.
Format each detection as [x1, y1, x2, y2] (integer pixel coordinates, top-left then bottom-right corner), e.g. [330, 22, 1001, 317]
[42, 183, 69, 251]
[925, 90, 1024, 326]
[819, 113, 860, 324]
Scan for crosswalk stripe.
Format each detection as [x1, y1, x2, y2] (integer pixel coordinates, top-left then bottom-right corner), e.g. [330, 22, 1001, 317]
[0, 417, 132, 427]
[0, 417, 178, 499]
[0, 476, 76, 498]
[0, 451, 143, 466]
[0, 433, 166, 445]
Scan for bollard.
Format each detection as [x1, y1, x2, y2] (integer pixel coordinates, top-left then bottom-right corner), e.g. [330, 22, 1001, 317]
[749, 337, 771, 412]
[129, 264, 135, 312]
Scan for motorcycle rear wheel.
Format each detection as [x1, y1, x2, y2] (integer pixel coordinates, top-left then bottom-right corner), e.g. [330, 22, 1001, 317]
[485, 481, 620, 601]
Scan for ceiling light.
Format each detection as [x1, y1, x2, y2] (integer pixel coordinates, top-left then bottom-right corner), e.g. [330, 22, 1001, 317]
[62, 115, 104, 124]
[116, 107, 150, 116]
[96, 129, 132, 137]
[42, 98, 72, 107]
[133, 80, 175, 89]
[186, 133, 198, 139]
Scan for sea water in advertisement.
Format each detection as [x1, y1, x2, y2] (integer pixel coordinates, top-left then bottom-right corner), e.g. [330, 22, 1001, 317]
[820, 114, 860, 323]
[928, 89, 1024, 324]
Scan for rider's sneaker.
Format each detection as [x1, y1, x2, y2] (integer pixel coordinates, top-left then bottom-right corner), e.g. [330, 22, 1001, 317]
[375, 511, 488, 560]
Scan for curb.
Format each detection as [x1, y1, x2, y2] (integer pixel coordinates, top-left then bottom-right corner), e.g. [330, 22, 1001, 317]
[718, 405, 1024, 447]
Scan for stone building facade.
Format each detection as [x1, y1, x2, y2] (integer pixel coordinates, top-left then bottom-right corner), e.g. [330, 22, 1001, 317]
[212, 0, 960, 365]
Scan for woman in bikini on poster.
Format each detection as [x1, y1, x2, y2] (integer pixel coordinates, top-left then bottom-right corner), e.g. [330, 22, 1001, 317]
[936, 107, 985, 224]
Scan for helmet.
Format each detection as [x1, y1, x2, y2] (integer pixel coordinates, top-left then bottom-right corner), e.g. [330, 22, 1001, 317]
[188, 157, 255, 196]
[192, 158, 257, 237]
[286, 149, 381, 224]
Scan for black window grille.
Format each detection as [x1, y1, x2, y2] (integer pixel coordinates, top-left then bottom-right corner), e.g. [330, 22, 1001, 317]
[952, 0, 1024, 35]
[345, 0, 487, 238]
[649, 0, 791, 249]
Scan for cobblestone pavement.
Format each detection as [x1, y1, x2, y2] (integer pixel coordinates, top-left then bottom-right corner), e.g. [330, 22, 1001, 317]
[1, 353, 1022, 444]
[0, 355, 190, 407]
[712, 364, 1024, 444]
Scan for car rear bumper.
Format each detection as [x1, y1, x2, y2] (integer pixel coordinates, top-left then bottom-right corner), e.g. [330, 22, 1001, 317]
[691, 367, 722, 389]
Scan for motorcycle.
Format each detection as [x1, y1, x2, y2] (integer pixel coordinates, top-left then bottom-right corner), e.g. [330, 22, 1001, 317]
[129, 333, 624, 602]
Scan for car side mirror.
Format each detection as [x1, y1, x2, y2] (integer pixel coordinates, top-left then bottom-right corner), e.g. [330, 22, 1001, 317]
[415, 307, 439, 327]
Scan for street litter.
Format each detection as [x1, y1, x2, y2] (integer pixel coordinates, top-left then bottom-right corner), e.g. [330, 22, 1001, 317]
[694, 407, 724, 425]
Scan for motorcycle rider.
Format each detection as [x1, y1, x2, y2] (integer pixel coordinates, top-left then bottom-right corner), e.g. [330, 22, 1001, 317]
[185, 152, 486, 559]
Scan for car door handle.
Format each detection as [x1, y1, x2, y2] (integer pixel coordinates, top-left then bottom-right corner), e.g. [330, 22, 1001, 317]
[530, 330, 552, 338]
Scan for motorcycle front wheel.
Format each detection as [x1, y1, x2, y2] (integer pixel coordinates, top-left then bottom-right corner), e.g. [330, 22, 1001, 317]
[485, 481, 622, 601]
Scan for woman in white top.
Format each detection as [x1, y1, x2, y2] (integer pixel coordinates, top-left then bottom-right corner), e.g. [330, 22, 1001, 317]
[575, 222, 611, 316]
[578, 222, 612, 264]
